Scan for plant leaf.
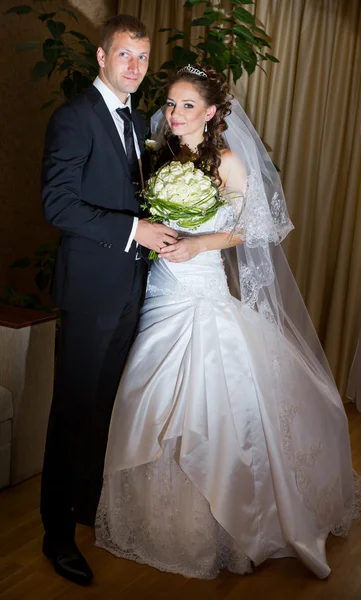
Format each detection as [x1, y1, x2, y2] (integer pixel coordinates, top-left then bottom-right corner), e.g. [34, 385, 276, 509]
[166, 33, 185, 44]
[11, 258, 32, 268]
[47, 20, 66, 39]
[68, 30, 90, 41]
[34, 244, 57, 257]
[5, 5, 32, 15]
[191, 17, 213, 26]
[266, 53, 279, 62]
[41, 99, 57, 109]
[158, 28, 183, 33]
[17, 41, 42, 51]
[232, 24, 256, 43]
[230, 62, 243, 83]
[38, 12, 56, 22]
[43, 38, 65, 62]
[59, 8, 79, 22]
[35, 270, 51, 291]
[78, 40, 97, 53]
[232, 6, 255, 25]
[159, 60, 175, 70]
[184, 0, 208, 6]
[172, 45, 197, 66]
[31, 61, 53, 82]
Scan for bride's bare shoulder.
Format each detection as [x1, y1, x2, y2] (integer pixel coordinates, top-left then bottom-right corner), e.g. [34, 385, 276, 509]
[219, 149, 246, 188]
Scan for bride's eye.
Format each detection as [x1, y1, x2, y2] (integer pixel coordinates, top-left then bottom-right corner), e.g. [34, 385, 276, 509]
[166, 101, 175, 107]
[184, 104, 194, 109]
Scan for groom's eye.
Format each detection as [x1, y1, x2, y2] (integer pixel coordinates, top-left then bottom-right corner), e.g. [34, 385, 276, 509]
[119, 52, 128, 57]
[139, 55, 148, 61]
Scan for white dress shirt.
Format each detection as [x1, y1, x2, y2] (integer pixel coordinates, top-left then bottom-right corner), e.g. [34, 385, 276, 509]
[93, 76, 139, 252]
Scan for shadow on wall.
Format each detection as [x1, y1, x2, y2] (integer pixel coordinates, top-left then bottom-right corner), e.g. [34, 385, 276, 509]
[0, 0, 114, 303]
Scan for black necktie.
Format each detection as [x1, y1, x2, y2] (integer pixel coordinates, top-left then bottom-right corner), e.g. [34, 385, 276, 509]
[116, 107, 141, 190]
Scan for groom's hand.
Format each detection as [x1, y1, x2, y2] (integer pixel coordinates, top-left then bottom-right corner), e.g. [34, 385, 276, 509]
[134, 219, 178, 252]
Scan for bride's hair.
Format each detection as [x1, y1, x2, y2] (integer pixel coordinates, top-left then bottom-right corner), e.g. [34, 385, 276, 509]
[158, 64, 232, 186]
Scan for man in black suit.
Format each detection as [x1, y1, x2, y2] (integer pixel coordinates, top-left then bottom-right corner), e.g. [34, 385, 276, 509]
[40, 14, 177, 585]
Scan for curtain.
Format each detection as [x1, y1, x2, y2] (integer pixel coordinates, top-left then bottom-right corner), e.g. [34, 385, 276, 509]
[117, 0, 361, 396]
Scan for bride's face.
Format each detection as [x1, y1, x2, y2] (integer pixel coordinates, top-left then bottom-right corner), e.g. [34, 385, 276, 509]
[165, 81, 215, 142]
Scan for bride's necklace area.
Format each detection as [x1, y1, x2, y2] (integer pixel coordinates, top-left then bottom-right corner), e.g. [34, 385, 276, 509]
[168, 137, 201, 161]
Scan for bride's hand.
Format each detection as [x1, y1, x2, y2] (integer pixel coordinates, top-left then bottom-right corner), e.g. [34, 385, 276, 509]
[159, 237, 201, 262]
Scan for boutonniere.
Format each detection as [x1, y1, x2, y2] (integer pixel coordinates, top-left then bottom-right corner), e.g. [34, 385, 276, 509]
[144, 139, 159, 152]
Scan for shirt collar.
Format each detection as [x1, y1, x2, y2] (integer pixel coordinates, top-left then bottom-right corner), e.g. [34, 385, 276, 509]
[93, 76, 132, 113]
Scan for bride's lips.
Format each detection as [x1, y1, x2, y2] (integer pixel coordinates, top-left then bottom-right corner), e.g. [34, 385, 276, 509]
[171, 122, 186, 127]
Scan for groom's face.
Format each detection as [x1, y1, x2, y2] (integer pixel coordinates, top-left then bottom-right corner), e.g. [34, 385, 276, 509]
[97, 31, 150, 103]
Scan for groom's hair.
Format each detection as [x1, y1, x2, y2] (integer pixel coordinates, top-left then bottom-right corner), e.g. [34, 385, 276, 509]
[100, 14, 149, 54]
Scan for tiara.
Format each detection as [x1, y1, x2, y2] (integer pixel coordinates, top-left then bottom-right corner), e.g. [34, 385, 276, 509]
[177, 64, 207, 78]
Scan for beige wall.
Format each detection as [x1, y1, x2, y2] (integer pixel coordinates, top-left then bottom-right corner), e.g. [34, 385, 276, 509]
[0, 0, 114, 297]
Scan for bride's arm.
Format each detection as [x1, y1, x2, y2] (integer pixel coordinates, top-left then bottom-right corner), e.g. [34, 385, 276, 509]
[160, 151, 246, 263]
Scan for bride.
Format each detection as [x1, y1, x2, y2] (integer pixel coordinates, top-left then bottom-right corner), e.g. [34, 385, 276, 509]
[95, 64, 359, 579]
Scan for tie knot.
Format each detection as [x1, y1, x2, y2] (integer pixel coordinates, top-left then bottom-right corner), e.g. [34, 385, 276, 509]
[116, 106, 132, 122]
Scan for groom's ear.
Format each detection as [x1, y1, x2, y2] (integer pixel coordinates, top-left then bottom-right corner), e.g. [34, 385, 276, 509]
[97, 47, 106, 68]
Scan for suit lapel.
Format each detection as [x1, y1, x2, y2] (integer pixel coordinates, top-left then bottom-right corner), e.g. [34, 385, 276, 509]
[85, 86, 130, 176]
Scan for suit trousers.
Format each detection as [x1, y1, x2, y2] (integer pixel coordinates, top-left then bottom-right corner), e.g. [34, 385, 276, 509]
[41, 259, 147, 540]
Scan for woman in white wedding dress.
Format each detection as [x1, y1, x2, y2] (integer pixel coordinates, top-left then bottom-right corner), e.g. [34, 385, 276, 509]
[95, 65, 360, 579]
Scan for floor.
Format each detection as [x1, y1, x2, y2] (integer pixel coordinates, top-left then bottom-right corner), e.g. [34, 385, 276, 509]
[0, 404, 360, 600]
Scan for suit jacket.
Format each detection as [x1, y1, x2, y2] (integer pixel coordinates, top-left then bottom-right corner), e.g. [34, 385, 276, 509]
[41, 85, 147, 315]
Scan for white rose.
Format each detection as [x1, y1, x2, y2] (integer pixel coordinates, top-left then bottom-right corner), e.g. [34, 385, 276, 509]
[144, 139, 158, 151]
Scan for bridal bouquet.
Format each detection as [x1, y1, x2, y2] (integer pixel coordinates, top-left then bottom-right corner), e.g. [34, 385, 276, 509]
[142, 160, 224, 259]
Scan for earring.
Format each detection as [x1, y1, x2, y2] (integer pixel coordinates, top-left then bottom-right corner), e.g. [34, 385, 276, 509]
[204, 121, 208, 133]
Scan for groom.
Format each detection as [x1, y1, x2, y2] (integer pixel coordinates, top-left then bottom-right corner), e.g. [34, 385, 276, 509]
[40, 14, 177, 585]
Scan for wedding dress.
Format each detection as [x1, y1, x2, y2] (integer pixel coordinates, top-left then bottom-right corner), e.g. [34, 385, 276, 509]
[95, 97, 359, 579]
[95, 204, 359, 579]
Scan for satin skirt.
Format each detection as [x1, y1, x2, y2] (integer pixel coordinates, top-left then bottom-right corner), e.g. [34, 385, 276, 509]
[95, 256, 359, 579]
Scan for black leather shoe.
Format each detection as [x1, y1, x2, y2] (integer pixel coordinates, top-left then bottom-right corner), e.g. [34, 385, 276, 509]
[42, 535, 94, 585]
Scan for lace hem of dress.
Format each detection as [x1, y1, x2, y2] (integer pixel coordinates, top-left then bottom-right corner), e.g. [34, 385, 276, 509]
[95, 532, 253, 580]
[277, 360, 361, 535]
[95, 441, 252, 580]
